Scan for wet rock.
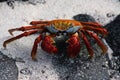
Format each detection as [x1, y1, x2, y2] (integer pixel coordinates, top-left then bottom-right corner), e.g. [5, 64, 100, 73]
[0, 51, 18, 80]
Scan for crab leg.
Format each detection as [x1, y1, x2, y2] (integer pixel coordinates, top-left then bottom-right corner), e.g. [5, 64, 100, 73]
[30, 21, 49, 25]
[8, 24, 46, 35]
[81, 31, 94, 58]
[83, 26, 108, 37]
[31, 35, 42, 61]
[3, 30, 38, 48]
[81, 22, 102, 28]
[86, 31, 108, 54]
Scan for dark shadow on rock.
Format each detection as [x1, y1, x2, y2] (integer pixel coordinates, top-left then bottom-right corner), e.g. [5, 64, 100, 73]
[105, 15, 120, 72]
[0, 51, 18, 80]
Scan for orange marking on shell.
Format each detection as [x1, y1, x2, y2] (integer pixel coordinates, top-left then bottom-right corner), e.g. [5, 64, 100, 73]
[51, 19, 83, 31]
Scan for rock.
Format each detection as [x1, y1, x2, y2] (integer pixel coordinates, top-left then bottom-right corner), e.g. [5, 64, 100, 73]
[52, 45, 110, 80]
[0, 51, 18, 80]
[105, 15, 120, 73]
[73, 14, 96, 22]
[105, 15, 120, 56]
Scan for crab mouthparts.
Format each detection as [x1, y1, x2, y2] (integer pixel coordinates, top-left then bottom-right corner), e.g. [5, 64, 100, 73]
[46, 25, 81, 35]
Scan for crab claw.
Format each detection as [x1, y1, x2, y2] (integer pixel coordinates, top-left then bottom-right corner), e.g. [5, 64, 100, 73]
[66, 34, 81, 58]
[41, 36, 58, 54]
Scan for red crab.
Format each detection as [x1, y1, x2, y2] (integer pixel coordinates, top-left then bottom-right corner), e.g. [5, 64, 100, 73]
[3, 19, 108, 60]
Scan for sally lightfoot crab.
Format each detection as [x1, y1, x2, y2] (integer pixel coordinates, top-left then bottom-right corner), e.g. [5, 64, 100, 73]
[3, 19, 108, 60]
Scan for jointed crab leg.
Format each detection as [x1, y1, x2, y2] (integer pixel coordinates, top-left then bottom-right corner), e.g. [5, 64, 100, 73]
[86, 31, 108, 54]
[30, 21, 49, 25]
[81, 22, 102, 28]
[8, 26, 36, 35]
[8, 24, 46, 35]
[3, 30, 38, 48]
[83, 26, 108, 37]
[81, 31, 94, 58]
[31, 35, 42, 60]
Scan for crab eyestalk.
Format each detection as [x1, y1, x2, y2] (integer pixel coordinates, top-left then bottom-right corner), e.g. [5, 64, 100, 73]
[66, 34, 81, 58]
[41, 35, 58, 54]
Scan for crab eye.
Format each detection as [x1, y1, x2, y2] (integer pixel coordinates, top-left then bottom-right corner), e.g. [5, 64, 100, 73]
[66, 26, 80, 34]
[45, 25, 58, 33]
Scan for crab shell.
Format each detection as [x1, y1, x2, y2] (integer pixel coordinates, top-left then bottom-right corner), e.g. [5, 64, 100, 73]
[3, 19, 108, 60]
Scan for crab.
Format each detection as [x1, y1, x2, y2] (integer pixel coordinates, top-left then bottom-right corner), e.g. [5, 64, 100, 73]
[3, 19, 108, 60]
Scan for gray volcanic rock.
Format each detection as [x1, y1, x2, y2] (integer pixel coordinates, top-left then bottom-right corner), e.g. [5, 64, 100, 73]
[105, 15, 120, 73]
[73, 14, 96, 22]
[0, 51, 18, 80]
[105, 15, 120, 56]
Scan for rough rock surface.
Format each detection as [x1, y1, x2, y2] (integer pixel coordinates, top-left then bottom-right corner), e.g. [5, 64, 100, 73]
[105, 15, 120, 79]
[0, 51, 18, 80]
[105, 15, 120, 57]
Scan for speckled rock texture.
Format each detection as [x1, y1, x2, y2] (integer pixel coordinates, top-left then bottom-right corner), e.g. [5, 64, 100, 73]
[0, 51, 18, 80]
[105, 15, 120, 79]
[105, 15, 120, 57]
